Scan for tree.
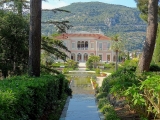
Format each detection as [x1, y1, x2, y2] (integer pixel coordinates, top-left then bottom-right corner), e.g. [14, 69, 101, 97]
[29, 1, 72, 77]
[135, 0, 160, 68]
[28, 0, 41, 77]
[137, 0, 159, 73]
[135, 0, 160, 22]
[111, 35, 124, 71]
[134, 0, 149, 21]
[153, 25, 160, 66]
[65, 60, 78, 70]
[86, 55, 100, 69]
[0, 0, 29, 15]
[41, 34, 71, 73]
[0, 10, 29, 77]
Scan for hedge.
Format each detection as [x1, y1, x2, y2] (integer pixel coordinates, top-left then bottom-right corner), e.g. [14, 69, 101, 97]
[0, 74, 71, 120]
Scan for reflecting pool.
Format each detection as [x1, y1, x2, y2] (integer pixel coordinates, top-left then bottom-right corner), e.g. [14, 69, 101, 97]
[65, 72, 96, 95]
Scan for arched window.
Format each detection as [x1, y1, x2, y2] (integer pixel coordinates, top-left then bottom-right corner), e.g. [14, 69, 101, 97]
[84, 53, 88, 62]
[81, 41, 84, 50]
[85, 41, 88, 50]
[77, 41, 80, 50]
[77, 53, 82, 62]
[71, 53, 76, 61]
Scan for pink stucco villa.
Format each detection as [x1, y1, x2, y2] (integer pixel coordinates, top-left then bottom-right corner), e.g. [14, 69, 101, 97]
[57, 31, 116, 63]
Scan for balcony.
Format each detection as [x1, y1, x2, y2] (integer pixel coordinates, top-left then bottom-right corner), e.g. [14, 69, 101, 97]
[77, 47, 88, 50]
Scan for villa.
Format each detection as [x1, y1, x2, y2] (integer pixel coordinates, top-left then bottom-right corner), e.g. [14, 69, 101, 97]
[57, 31, 116, 62]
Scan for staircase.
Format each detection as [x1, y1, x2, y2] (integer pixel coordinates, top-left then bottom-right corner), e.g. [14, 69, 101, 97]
[78, 62, 86, 68]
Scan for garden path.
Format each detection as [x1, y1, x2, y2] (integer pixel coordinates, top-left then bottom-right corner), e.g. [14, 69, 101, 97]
[60, 62, 103, 120]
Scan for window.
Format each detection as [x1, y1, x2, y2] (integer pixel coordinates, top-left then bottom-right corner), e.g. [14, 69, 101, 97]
[91, 43, 94, 48]
[85, 41, 88, 50]
[99, 54, 102, 61]
[77, 53, 82, 62]
[107, 42, 110, 50]
[72, 43, 75, 48]
[99, 43, 102, 50]
[107, 54, 111, 61]
[77, 41, 80, 49]
[71, 53, 76, 60]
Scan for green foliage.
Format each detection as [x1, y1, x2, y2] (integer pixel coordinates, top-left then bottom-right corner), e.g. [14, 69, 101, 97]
[41, 35, 70, 63]
[0, 0, 29, 15]
[111, 35, 124, 52]
[95, 68, 100, 75]
[48, 94, 68, 120]
[121, 58, 139, 68]
[104, 63, 115, 69]
[52, 62, 66, 67]
[96, 92, 108, 100]
[86, 55, 100, 69]
[97, 98, 120, 120]
[62, 68, 69, 74]
[105, 68, 137, 96]
[65, 59, 78, 69]
[140, 75, 160, 116]
[86, 58, 93, 70]
[153, 25, 160, 66]
[123, 74, 160, 118]
[41, 35, 71, 74]
[135, 0, 148, 22]
[0, 74, 71, 120]
[135, 0, 160, 22]
[149, 64, 160, 71]
[101, 65, 160, 118]
[0, 10, 29, 77]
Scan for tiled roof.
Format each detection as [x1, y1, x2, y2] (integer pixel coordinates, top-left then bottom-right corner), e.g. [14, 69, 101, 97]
[56, 33, 111, 40]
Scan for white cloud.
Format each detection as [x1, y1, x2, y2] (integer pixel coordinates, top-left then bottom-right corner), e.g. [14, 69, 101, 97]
[42, 1, 69, 9]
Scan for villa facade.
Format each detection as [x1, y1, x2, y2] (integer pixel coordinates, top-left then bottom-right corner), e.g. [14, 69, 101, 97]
[57, 31, 116, 62]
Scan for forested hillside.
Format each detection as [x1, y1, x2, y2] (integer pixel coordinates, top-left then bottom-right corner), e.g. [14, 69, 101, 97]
[42, 2, 147, 51]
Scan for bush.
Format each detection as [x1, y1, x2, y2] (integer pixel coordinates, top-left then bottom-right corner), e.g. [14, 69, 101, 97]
[65, 60, 78, 70]
[86, 59, 93, 70]
[95, 68, 100, 75]
[122, 59, 138, 68]
[62, 68, 69, 74]
[100, 67, 137, 97]
[96, 92, 108, 100]
[0, 74, 71, 120]
[104, 63, 115, 69]
[100, 66, 160, 119]
[97, 98, 120, 120]
[149, 64, 160, 71]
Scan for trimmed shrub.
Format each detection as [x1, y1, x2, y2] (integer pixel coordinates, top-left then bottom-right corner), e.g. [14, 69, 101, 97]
[0, 74, 71, 120]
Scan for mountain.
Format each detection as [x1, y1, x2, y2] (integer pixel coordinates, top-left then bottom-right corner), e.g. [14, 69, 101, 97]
[42, 2, 147, 51]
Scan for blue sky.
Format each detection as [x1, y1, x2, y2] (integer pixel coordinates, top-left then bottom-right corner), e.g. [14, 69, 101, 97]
[42, 0, 137, 9]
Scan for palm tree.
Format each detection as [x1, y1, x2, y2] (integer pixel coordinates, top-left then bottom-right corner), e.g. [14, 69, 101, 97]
[111, 35, 124, 71]
[88, 55, 100, 69]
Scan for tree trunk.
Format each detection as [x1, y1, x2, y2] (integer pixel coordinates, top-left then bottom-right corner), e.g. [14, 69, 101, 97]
[137, 0, 158, 73]
[28, 0, 42, 77]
